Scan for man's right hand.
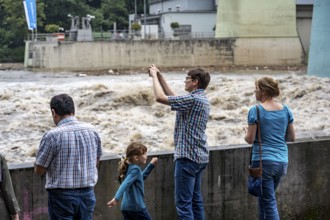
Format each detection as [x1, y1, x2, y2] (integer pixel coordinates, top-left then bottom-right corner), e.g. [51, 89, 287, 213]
[148, 64, 160, 77]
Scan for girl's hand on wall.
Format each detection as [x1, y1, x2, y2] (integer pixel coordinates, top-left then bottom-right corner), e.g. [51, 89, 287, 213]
[150, 157, 158, 165]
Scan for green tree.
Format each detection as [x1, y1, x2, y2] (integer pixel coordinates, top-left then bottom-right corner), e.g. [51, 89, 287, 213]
[97, 0, 129, 30]
[45, 24, 60, 33]
[43, 0, 93, 31]
[124, 0, 147, 15]
[43, 0, 133, 32]
[86, 0, 101, 8]
[0, 0, 45, 62]
[0, 0, 145, 62]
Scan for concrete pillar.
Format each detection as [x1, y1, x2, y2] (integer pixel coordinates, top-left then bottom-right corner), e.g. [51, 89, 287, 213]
[214, 0, 303, 66]
[215, 0, 297, 38]
[307, 0, 330, 77]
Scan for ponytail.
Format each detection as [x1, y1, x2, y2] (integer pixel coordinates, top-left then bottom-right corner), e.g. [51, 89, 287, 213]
[117, 157, 129, 184]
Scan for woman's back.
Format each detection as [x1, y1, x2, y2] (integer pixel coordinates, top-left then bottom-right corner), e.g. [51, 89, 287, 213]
[248, 104, 294, 163]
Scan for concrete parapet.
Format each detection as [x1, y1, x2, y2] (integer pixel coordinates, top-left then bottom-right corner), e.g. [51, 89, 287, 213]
[24, 38, 304, 71]
[8, 137, 330, 219]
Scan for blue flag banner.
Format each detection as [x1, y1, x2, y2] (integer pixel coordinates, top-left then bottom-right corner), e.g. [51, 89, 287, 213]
[23, 0, 37, 30]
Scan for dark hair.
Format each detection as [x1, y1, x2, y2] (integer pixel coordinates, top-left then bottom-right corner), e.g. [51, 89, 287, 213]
[187, 68, 210, 89]
[117, 142, 148, 184]
[50, 94, 75, 116]
[256, 77, 280, 98]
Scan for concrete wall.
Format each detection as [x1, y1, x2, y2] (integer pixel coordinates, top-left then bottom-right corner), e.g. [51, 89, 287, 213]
[150, 0, 216, 14]
[296, 4, 313, 54]
[161, 13, 216, 36]
[8, 137, 330, 219]
[215, 0, 297, 38]
[25, 38, 304, 71]
[234, 38, 303, 65]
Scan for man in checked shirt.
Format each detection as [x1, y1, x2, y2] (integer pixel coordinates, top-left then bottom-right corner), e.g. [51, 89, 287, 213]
[148, 64, 210, 220]
[35, 94, 102, 220]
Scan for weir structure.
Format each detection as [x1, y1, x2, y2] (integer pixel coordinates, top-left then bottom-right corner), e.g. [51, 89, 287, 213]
[24, 0, 307, 71]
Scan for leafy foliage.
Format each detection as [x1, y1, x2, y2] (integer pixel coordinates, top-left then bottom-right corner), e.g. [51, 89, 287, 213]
[131, 23, 141, 31]
[43, 0, 92, 31]
[0, 0, 45, 62]
[170, 22, 179, 29]
[45, 24, 60, 33]
[0, 0, 145, 62]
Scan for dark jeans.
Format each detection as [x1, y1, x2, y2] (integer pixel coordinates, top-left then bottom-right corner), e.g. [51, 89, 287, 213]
[175, 158, 208, 220]
[122, 208, 152, 220]
[47, 187, 96, 220]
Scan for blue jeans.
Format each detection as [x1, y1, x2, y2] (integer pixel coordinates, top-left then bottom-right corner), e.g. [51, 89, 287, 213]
[47, 187, 96, 220]
[175, 158, 208, 220]
[122, 208, 152, 220]
[252, 160, 288, 220]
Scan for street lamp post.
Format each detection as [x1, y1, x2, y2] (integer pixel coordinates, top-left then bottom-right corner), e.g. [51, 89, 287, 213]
[134, 0, 137, 22]
[144, 0, 146, 39]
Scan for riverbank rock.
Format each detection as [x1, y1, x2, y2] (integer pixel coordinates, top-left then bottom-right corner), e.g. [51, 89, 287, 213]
[0, 63, 25, 71]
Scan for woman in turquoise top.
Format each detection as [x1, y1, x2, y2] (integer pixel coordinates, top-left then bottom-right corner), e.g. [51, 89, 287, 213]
[107, 142, 158, 220]
[244, 77, 295, 220]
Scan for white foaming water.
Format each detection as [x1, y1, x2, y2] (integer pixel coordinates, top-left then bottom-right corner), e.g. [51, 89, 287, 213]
[0, 70, 329, 164]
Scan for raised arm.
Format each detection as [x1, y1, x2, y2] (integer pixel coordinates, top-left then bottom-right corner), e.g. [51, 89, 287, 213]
[142, 157, 158, 180]
[157, 72, 176, 96]
[149, 64, 170, 105]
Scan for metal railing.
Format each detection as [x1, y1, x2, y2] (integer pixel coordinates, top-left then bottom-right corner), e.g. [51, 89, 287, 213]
[27, 31, 215, 42]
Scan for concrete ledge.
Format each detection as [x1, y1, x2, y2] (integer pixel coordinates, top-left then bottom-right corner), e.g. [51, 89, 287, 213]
[8, 137, 330, 219]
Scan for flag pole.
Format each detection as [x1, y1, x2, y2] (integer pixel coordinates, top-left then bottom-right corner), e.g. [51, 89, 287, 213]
[35, 27, 38, 41]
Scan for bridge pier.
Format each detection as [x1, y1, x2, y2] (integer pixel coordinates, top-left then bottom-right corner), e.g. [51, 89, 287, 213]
[215, 0, 303, 66]
[307, 0, 330, 77]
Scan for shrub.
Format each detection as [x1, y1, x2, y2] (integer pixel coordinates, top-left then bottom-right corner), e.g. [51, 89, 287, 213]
[45, 24, 60, 33]
[131, 23, 141, 31]
[0, 46, 25, 62]
[170, 22, 179, 29]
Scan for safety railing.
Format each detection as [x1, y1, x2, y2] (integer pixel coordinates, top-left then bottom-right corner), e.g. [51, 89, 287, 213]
[27, 31, 215, 42]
